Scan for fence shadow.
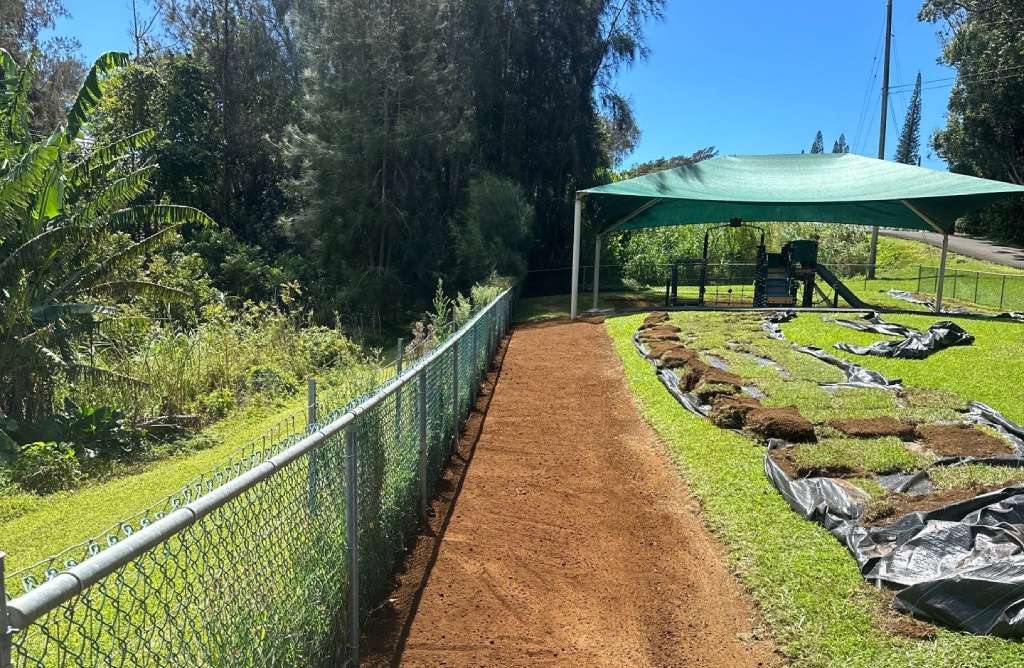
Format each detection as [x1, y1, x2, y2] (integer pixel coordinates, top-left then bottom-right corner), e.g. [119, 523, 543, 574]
[359, 328, 514, 667]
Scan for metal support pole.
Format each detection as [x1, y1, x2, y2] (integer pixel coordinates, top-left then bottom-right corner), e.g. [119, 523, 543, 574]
[452, 340, 460, 436]
[1001, 275, 1007, 309]
[418, 372, 429, 518]
[974, 271, 980, 304]
[570, 194, 583, 319]
[344, 426, 360, 664]
[917, 265, 923, 294]
[393, 337, 403, 443]
[935, 233, 949, 313]
[868, 0, 893, 280]
[472, 323, 479, 387]
[306, 378, 317, 514]
[592, 235, 601, 311]
[1, 552, 11, 668]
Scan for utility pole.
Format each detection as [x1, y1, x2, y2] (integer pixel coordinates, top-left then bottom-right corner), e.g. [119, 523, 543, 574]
[868, 0, 893, 279]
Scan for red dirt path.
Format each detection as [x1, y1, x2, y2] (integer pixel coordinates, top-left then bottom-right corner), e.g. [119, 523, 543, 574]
[375, 319, 779, 667]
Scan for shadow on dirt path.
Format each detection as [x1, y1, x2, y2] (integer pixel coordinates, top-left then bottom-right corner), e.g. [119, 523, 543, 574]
[362, 319, 781, 667]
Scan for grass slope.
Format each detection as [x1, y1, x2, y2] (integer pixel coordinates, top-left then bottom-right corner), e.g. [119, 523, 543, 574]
[607, 313, 1024, 667]
[783, 313, 1024, 424]
[0, 398, 308, 577]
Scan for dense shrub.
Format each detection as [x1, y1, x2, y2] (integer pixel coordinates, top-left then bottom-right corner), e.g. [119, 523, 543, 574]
[9, 442, 82, 494]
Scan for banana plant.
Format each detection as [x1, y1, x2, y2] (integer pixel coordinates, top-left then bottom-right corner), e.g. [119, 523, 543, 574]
[0, 49, 215, 424]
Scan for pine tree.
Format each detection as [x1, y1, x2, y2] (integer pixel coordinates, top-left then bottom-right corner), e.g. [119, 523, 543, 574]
[832, 133, 850, 153]
[894, 72, 923, 165]
[810, 130, 825, 154]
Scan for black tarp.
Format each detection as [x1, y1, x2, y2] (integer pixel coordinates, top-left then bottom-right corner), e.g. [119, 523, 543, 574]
[766, 446, 1024, 637]
[835, 319, 974, 359]
[793, 345, 903, 390]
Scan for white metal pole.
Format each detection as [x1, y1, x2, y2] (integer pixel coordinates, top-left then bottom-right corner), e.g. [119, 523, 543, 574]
[935, 233, 949, 313]
[592, 234, 601, 311]
[570, 194, 583, 320]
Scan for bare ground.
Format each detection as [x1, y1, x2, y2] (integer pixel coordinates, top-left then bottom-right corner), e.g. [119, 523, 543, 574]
[363, 319, 780, 667]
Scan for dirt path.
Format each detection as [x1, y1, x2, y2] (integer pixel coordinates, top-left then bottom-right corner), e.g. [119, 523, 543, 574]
[377, 319, 779, 667]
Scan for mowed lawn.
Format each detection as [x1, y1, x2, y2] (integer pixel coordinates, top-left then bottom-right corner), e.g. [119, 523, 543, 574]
[783, 312, 1024, 424]
[606, 312, 1024, 667]
[0, 398, 307, 580]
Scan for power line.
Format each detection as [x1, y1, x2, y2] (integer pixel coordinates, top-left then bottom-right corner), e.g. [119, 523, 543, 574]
[853, 21, 887, 155]
[890, 63, 1024, 90]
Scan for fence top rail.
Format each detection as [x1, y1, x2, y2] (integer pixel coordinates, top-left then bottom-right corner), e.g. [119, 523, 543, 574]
[3, 288, 512, 631]
[917, 265, 1024, 278]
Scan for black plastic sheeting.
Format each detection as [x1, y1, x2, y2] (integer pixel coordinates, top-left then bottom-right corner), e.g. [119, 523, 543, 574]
[835, 319, 975, 360]
[887, 289, 1024, 321]
[967, 402, 1024, 454]
[766, 444, 1024, 637]
[639, 313, 1024, 636]
[832, 313, 916, 337]
[763, 310, 796, 340]
[793, 345, 903, 390]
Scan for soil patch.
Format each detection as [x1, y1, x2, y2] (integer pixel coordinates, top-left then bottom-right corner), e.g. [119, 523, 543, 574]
[380, 320, 780, 667]
[641, 312, 669, 329]
[769, 447, 865, 479]
[659, 346, 700, 369]
[828, 417, 917, 440]
[638, 324, 681, 342]
[710, 395, 763, 429]
[915, 424, 1013, 459]
[746, 406, 817, 443]
[862, 483, 1012, 526]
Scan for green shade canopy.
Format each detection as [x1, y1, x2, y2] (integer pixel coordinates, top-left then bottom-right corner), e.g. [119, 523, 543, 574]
[581, 153, 1024, 234]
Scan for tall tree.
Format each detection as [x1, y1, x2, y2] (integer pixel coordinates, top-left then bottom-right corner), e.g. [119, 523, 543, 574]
[920, 0, 1024, 241]
[286, 0, 473, 327]
[0, 0, 85, 132]
[832, 133, 850, 153]
[894, 72, 922, 164]
[463, 0, 665, 269]
[810, 130, 825, 154]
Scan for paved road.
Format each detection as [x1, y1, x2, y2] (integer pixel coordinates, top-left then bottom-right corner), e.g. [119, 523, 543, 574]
[394, 319, 778, 668]
[882, 229, 1024, 270]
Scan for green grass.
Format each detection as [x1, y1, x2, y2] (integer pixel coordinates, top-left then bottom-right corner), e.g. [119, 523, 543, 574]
[790, 437, 929, 476]
[666, 311, 963, 424]
[929, 464, 1024, 492]
[607, 312, 1024, 667]
[0, 397, 306, 578]
[784, 312, 1024, 424]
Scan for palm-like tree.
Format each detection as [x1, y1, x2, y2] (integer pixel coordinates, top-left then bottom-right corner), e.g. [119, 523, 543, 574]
[0, 49, 214, 428]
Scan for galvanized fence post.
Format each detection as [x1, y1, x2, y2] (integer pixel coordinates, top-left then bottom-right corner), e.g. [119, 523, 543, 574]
[307, 378, 318, 514]
[418, 370, 429, 518]
[974, 271, 980, 304]
[452, 340, 460, 443]
[394, 337, 403, 445]
[345, 424, 360, 664]
[1001, 275, 1007, 310]
[1, 552, 11, 668]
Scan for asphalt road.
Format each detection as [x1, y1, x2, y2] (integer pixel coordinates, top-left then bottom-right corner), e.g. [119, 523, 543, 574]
[882, 229, 1024, 270]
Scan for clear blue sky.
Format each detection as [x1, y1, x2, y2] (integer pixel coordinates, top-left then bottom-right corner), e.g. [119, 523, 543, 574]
[614, 0, 955, 169]
[53, 0, 955, 170]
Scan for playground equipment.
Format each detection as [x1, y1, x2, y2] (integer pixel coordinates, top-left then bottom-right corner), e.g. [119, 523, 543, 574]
[665, 218, 871, 308]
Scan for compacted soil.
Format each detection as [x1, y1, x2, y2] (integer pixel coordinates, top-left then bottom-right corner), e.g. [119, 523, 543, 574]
[371, 318, 779, 667]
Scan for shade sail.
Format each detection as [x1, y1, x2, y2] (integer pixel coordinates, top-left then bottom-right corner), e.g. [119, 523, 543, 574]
[581, 153, 1024, 234]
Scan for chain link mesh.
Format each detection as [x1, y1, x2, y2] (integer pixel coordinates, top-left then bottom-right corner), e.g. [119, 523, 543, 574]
[2, 291, 513, 668]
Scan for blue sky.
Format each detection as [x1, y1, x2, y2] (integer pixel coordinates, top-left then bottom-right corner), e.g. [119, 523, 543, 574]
[613, 0, 955, 169]
[53, 1, 955, 170]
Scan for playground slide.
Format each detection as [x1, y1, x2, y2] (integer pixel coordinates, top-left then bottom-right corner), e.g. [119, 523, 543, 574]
[815, 264, 873, 309]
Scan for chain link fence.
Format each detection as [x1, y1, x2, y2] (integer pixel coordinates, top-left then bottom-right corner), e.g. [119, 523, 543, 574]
[915, 266, 1024, 312]
[0, 289, 514, 668]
